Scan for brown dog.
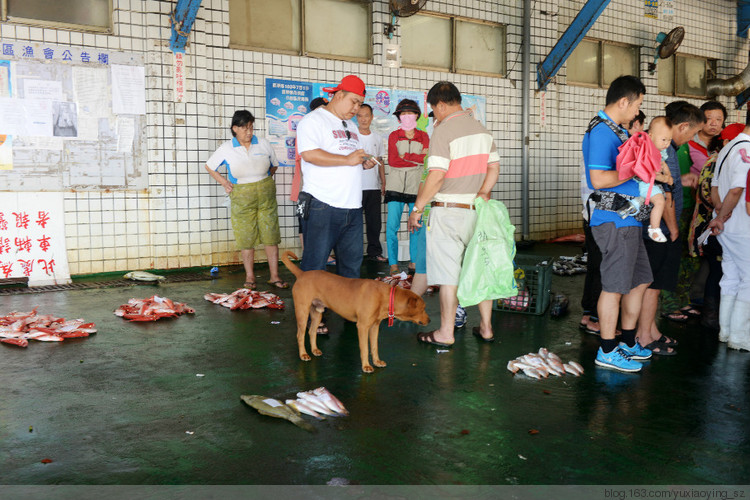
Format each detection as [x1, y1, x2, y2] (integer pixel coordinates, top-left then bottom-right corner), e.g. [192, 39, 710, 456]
[281, 251, 429, 373]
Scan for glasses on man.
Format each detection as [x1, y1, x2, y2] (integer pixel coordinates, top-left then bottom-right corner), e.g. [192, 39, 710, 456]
[342, 120, 351, 140]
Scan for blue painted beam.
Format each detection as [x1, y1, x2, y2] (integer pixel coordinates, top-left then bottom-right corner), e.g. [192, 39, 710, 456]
[169, 0, 204, 53]
[738, 0, 750, 38]
[735, 86, 750, 109]
[536, 0, 612, 90]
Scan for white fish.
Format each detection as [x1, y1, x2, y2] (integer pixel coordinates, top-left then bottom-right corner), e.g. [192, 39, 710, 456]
[296, 392, 335, 416]
[313, 387, 349, 416]
[521, 367, 542, 379]
[547, 352, 562, 363]
[563, 363, 581, 376]
[568, 361, 584, 374]
[31, 334, 64, 342]
[123, 271, 166, 282]
[286, 399, 324, 420]
[507, 360, 520, 373]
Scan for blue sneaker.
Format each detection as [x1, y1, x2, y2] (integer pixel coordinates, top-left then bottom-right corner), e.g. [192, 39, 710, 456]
[454, 305, 467, 328]
[618, 341, 652, 361]
[595, 347, 642, 372]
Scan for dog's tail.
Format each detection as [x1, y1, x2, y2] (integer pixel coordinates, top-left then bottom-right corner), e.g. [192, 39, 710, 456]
[281, 250, 303, 278]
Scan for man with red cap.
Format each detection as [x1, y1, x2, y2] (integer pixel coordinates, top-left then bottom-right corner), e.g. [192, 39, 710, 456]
[296, 75, 376, 279]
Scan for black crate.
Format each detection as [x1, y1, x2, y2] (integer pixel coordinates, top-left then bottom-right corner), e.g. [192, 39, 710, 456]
[493, 254, 553, 315]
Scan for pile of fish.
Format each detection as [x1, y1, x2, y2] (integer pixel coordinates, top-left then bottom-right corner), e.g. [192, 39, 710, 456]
[0, 309, 97, 348]
[114, 295, 195, 321]
[552, 255, 588, 276]
[286, 388, 349, 419]
[507, 348, 584, 379]
[204, 288, 284, 310]
[241, 387, 348, 432]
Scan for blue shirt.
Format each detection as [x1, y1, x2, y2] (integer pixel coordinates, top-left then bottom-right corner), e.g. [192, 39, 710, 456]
[582, 111, 641, 228]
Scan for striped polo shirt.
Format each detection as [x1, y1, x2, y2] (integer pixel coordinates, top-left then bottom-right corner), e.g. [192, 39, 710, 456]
[427, 109, 500, 203]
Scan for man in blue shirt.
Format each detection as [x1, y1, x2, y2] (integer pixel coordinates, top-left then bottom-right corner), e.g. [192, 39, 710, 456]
[583, 76, 654, 372]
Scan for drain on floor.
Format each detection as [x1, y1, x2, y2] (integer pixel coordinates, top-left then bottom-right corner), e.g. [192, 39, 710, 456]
[0, 272, 212, 295]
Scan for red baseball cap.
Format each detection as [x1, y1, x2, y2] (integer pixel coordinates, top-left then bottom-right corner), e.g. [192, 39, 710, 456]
[321, 75, 366, 97]
[720, 123, 746, 141]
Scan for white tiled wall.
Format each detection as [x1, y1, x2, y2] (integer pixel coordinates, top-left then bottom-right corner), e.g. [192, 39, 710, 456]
[1, 0, 747, 275]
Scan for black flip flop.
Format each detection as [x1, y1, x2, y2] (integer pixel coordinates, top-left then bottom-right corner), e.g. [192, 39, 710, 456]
[661, 311, 689, 323]
[472, 326, 495, 342]
[643, 341, 677, 356]
[579, 323, 600, 335]
[417, 331, 453, 348]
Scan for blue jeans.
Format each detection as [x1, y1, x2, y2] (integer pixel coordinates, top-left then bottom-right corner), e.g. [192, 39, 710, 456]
[301, 196, 363, 279]
[386, 201, 419, 266]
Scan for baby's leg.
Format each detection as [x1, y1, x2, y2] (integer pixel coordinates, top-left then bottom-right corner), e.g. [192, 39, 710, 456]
[647, 194, 667, 242]
[649, 193, 665, 229]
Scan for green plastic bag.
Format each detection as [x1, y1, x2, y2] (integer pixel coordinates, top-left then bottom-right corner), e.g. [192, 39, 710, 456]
[457, 198, 517, 307]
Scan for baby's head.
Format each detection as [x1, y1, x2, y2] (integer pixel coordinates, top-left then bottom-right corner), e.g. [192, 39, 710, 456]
[648, 116, 673, 151]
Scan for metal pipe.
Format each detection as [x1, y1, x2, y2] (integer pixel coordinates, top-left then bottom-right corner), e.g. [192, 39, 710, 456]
[521, 0, 531, 240]
[707, 56, 750, 97]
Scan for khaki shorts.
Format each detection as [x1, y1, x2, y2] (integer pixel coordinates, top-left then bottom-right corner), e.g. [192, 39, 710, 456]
[592, 223, 652, 295]
[426, 206, 477, 286]
[230, 176, 281, 249]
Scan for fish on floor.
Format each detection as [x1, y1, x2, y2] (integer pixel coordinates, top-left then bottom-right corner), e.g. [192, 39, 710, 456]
[0, 310, 97, 348]
[204, 289, 284, 310]
[114, 295, 194, 321]
[507, 348, 584, 378]
[240, 395, 316, 433]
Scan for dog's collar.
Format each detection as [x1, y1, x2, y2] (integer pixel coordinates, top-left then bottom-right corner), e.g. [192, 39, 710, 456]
[388, 286, 396, 326]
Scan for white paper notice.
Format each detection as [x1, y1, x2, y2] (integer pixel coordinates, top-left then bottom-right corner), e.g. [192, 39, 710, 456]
[111, 65, 146, 115]
[0, 97, 53, 137]
[73, 67, 109, 140]
[73, 67, 108, 114]
[23, 79, 63, 101]
[116, 116, 135, 153]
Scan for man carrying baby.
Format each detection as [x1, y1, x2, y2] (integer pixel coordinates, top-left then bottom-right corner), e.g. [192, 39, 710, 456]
[583, 75, 653, 372]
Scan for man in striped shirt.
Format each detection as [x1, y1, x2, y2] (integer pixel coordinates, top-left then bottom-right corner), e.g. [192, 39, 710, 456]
[408, 81, 500, 347]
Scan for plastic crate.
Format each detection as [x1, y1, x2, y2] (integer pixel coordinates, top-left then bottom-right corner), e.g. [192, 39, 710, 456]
[493, 254, 553, 315]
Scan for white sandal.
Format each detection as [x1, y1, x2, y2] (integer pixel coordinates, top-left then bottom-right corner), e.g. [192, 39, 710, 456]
[648, 226, 667, 243]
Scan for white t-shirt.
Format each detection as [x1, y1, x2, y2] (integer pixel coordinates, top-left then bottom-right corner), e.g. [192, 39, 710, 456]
[296, 107, 363, 209]
[358, 130, 384, 191]
[713, 132, 750, 235]
[205, 136, 278, 184]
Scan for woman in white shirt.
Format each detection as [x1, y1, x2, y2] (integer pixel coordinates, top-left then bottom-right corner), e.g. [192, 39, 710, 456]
[205, 110, 288, 289]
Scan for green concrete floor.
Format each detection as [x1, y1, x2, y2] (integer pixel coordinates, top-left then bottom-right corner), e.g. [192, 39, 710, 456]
[1, 243, 749, 485]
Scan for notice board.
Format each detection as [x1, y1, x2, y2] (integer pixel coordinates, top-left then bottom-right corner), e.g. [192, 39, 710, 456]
[0, 41, 147, 191]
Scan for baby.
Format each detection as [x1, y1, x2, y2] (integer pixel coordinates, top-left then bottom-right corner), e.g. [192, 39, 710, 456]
[643, 117, 672, 242]
[616, 116, 673, 242]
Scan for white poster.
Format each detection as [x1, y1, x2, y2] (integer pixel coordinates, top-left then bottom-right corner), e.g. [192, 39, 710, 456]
[73, 66, 109, 140]
[111, 64, 146, 115]
[116, 116, 135, 153]
[0, 97, 54, 137]
[0, 192, 71, 286]
[23, 79, 63, 101]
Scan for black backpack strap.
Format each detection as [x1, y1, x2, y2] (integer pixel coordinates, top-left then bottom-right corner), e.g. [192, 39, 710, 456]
[586, 115, 629, 144]
[715, 140, 750, 179]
